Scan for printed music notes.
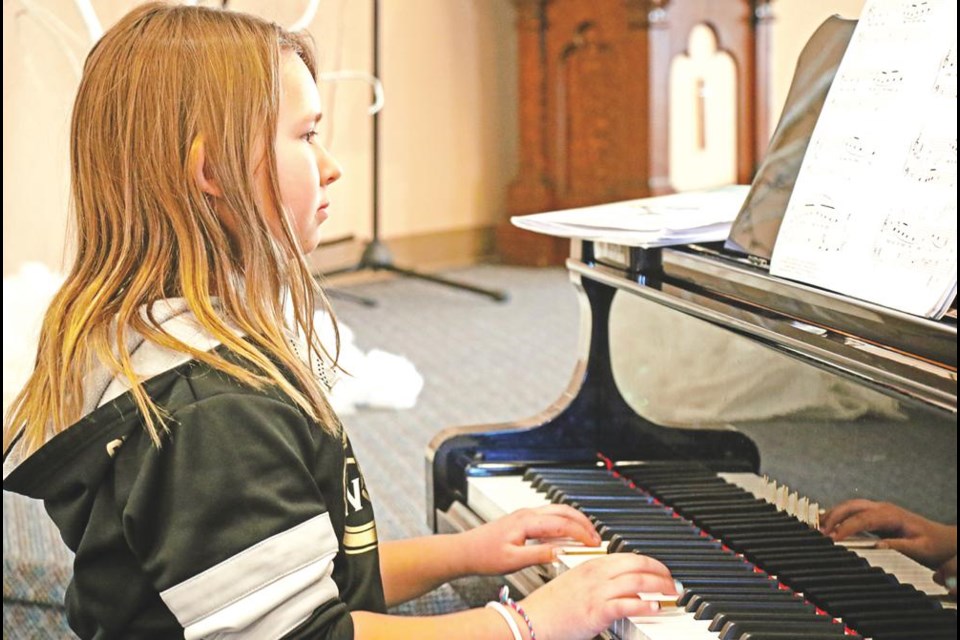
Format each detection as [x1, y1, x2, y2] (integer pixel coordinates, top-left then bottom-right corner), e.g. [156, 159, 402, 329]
[771, 0, 957, 318]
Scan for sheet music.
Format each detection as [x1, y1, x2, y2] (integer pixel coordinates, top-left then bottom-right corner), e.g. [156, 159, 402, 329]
[511, 185, 749, 248]
[770, 0, 957, 318]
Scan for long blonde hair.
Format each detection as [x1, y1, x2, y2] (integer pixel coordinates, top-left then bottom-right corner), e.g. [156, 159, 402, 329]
[4, 2, 340, 455]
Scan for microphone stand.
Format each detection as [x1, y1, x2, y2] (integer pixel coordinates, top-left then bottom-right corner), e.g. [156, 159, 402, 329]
[322, 0, 508, 306]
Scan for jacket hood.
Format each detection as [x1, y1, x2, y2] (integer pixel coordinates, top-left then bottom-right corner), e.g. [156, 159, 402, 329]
[3, 299, 223, 479]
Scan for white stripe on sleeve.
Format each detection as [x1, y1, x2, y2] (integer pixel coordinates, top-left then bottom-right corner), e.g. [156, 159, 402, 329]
[160, 513, 340, 640]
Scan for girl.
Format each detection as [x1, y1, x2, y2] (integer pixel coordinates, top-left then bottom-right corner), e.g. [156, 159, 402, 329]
[3, 4, 675, 639]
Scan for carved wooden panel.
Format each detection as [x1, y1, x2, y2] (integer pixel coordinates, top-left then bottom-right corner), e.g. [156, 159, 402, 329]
[497, 0, 773, 265]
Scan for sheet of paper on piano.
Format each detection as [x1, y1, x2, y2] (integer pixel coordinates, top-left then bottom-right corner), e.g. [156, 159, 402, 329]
[510, 184, 750, 248]
[770, 0, 958, 319]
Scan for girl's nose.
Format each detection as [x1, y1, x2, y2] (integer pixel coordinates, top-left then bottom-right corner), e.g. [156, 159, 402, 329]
[319, 147, 342, 186]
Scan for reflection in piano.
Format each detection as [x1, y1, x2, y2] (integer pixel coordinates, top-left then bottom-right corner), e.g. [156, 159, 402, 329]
[426, 240, 957, 640]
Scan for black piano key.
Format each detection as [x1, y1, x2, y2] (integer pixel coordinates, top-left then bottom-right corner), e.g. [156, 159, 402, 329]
[598, 521, 699, 533]
[669, 568, 768, 580]
[579, 504, 674, 515]
[653, 489, 760, 502]
[554, 475, 629, 484]
[623, 548, 739, 561]
[708, 520, 816, 535]
[694, 600, 817, 620]
[851, 613, 958, 638]
[741, 545, 856, 563]
[676, 584, 783, 606]
[720, 620, 848, 640]
[560, 496, 657, 508]
[670, 576, 781, 588]
[810, 594, 934, 616]
[630, 474, 729, 485]
[784, 570, 899, 591]
[598, 525, 699, 540]
[546, 487, 641, 500]
[774, 565, 891, 580]
[607, 539, 724, 554]
[808, 580, 922, 594]
[840, 609, 955, 627]
[816, 594, 943, 615]
[744, 546, 858, 565]
[674, 502, 781, 516]
[869, 634, 956, 640]
[524, 467, 612, 479]
[723, 530, 835, 547]
[685, 591, 803, 613]
[688, 513, 804, 527]
[737, 634, 862, 640]
[605, 527, 706, 538]
[588, 506, 680, 516]
[618, 465, 715, 477]
[611, 540, 724, 554]
[659, 558, 758, 570]
[759, 554, 868, 573]
[708, 611, 839, 632]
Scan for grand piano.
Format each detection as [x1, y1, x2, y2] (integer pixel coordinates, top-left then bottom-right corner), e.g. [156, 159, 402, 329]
[426, 238, 956, 639]
[426, 13, 957, 637]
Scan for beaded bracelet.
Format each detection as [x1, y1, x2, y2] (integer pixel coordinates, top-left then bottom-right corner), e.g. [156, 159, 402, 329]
[498, 585, 537, 640]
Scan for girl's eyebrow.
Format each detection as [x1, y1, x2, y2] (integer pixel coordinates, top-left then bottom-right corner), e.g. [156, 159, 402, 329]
[301, 112, 323, 126]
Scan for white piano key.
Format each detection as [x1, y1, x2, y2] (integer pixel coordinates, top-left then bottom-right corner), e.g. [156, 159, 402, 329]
[719, 472, 772, 501]
[467, 475, 550, 522]
[851, 547, 950, 597]
[798, 496, 810, 525]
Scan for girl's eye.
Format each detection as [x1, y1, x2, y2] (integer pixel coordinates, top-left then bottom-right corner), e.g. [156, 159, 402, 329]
[304, 130, 319, 144]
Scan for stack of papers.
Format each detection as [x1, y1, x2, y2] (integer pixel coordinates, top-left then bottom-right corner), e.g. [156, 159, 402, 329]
[511, 185, 750, 248]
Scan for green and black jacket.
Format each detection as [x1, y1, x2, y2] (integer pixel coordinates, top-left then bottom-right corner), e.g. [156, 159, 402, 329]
[5, 304, 385, 639]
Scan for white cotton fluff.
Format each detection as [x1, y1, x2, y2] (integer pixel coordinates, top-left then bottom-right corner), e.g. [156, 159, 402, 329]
[3, 263, 65, 415]
[311, 313, 424, 415]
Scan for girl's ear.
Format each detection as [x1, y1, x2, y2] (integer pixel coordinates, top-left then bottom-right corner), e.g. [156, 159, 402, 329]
[190, 136, 223, 198]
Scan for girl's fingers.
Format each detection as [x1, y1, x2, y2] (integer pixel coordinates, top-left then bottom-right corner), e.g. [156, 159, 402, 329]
[520, 511, 600, 546]
[528, 505, 601, 544]
[600, 572, 679, 601]
[601, 596, 663, 621]
[830, 507, 904, 541]
[821, 499, 878, 533]
[597, 553, 673, 581]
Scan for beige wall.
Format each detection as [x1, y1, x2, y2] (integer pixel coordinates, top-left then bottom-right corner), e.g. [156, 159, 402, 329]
[772, 0, 865, 121]
[2, 0, 863, 275]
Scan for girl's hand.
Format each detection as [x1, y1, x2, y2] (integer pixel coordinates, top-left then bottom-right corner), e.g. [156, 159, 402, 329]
[821, 499, 958, 569]
[459, 504, 602, 576]
[520, 553, 677, 640]
[933, 555, 957, 596]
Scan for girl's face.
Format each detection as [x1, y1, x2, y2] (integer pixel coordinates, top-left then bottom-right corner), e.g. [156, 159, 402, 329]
[262, 52, 342, 254]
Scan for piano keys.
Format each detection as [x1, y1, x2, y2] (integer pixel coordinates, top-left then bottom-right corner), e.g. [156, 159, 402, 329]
[467, 467, 954, 640]
[426, 238, 956, 640]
